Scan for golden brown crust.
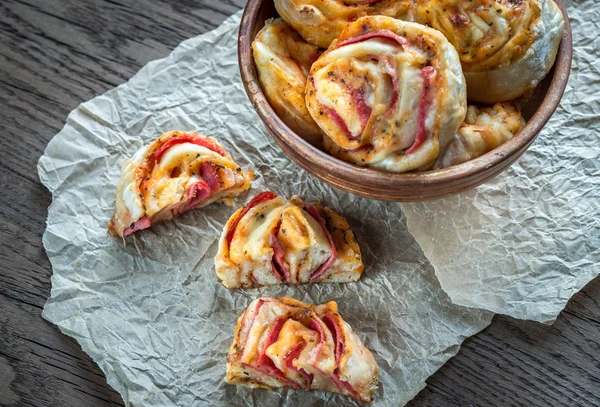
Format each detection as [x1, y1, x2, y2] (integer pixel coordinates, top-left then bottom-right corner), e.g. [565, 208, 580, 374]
[214, 193, 363, 288]
[252, 19, 323, 144]
[108, 131, 254, 237]
[226, 297, 379, 402]
[416, 0, 539, 71]
[275, 0, 413, 48]
[415, 0, 564, 103]
[306, 16, 467, 172]
[435, 102, 526, 168]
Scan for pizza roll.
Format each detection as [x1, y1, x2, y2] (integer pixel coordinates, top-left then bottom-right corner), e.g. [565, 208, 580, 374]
[252, 19, 323, 145]
[226, 296, 378, 403]
[274, 0, 413, 48]
[415, 0, 564, 103]
[306, 16, 467, 172]
[435, 102, 526, 168]
[215, 192, 363, 288]
[108, 131, 254, 237]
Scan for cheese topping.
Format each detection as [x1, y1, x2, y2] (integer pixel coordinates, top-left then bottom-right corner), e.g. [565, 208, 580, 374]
[306, 16, 467, 172]
[108, 131, 254, 237]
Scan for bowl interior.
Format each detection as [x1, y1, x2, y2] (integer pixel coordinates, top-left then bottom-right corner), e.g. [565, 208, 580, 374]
[239, 0, 572, 198]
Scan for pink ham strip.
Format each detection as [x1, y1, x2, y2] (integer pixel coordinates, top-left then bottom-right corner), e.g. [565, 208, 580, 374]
[257, 317, 286, 365]
[406, 66, 436, 155]
[311, 76, 363, 142]
[270, 222, 291, 282]
[173, 162, 220, 216]
[174, 180, 211, 216]
[336, 30, 409, 49]
[323, 314, 343, 367]
[352, 87, 372, 135]
[152, 135, 225, 161]
[322, 314, 356, 397]
[303, 205, 337, 282]
[283, 341, 313, 389]
[322, 107, 356, 141]
[331, 373, 361, 399]
[308, 318, 360, 399]
[123, 215, 151, 237]
[382, 58, 399, 113]
[245, 317, 302, 389]
[317, 33, 406, 141]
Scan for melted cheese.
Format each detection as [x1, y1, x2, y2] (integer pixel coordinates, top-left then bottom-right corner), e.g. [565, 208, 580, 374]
[274, 0, 413, 48]
[252, 19, 322, 145]
[142, 143, 223, 217]
[306, 16, 467, 173]
[226, 297, 379, 403]
[265, 319, 318, 386]
[215, 194, 363, 288]
[109, 131, 254, 237]
[435, 102, 525, 168]
[415, 0, 564, 102]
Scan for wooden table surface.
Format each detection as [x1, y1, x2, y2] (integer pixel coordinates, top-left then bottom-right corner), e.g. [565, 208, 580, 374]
[1, 0, 598, 406]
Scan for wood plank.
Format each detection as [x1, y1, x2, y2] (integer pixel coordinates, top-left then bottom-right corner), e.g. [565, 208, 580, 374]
[413, 278, 600, 406]
[0, 0, 598, 406]
[0, 295, 124, 406]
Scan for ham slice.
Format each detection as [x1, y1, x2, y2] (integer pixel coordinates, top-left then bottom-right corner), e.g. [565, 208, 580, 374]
[173, 162, 220, 216]
[312, 75, 363, 141]
[382, 58, 399, 113]
[406, 66, 436, 155]
[336, 30, 409, 49]
[283, 341, 313, 388]
[123, 215, 151, 237]
[246, 317, 301, 389]
[309, 318, 359, 399]
[174, 180, 211, 216]
[257, 317, 286, 367]
[152, 135, 226, 161]
[303, 205, 337, 282]
[226, 298, 378, 402]
[225, 191, 278, 250]
[323, 107, 356, 141]
[323, 314, 343, 367]
[352, 87, 373, 136]
[270, 222, 291, 282]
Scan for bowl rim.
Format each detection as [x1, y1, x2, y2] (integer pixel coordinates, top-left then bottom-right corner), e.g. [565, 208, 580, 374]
[238, 0, 573, 190]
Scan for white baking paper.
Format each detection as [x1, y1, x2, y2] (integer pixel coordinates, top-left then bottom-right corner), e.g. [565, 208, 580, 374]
[403, 0, 600, 324]
[38, 11, 493, 407]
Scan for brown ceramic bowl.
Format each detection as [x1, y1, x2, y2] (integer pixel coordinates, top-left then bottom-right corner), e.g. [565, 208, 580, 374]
[238, 0, 572, 201]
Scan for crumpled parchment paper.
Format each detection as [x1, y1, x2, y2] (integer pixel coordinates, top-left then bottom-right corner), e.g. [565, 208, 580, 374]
[38, 11, 493, 407]
[403, 0, 600, 324]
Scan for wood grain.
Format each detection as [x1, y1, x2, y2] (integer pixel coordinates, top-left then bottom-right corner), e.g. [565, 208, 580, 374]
[0, 0, 597, 406]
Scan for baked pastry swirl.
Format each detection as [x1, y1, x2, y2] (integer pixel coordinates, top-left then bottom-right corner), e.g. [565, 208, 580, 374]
[306, 16, 467, 172]
[274, 0, 413, 48]
[215, 192, 363, 288]
[435, 102, 526, 168]
[415, 0, 564, 103]
[226, 296, 379, 403]
[252, 18, 323, 145]
[108, 131, 254, 237]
